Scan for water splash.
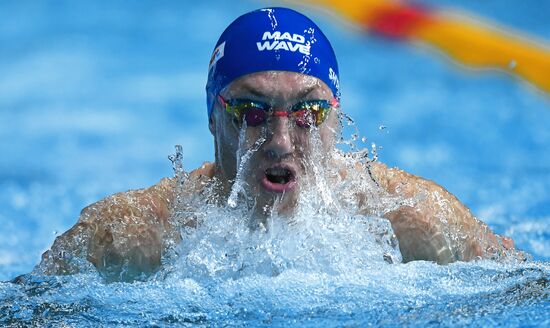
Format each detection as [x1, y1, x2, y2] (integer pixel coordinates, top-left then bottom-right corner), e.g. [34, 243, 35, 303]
[168, 144, 189, 197]
[162, 120, 409, 284]
[165, 210, 401, 282]
[227, 122, 267, 208]
[304, 128, 337, 210]
[371, 142, 379, 162]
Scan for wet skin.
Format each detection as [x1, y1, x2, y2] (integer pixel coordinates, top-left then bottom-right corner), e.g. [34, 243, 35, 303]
[35, 71, 521, 282]
[209, 71, 339, 217]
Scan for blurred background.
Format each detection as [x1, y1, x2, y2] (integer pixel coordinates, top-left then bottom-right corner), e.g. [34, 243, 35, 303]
[0, 0, 549, 280]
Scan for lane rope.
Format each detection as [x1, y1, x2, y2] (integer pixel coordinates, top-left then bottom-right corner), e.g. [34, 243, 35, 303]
[292, 0, 550, 94]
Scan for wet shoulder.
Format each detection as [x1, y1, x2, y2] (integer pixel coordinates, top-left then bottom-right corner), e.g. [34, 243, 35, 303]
[78, 162, 215, 224]
[189, 161, 216, 179]
[368, 162, 446, 199]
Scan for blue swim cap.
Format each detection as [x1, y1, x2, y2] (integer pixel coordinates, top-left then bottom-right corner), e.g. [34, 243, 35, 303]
[206, 7, 340, 118]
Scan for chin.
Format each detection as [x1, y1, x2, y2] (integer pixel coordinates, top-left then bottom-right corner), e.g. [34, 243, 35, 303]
[254, 185, 299, 218]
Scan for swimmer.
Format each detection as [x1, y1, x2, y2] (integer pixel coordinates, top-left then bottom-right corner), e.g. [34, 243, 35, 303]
[35, 7, 521, 281]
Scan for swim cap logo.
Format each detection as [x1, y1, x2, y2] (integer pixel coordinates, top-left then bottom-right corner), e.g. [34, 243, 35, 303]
[256, 31, 310, 55]
[209, 41, 225, 71]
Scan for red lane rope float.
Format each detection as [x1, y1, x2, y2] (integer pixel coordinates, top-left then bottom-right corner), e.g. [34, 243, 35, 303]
[291, 0, 550, 94]
[368, 4, 434, 39]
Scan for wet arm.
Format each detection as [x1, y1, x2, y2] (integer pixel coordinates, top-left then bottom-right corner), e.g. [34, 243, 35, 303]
[36, 177, 177, 281]
[368, 163, 517, 264]
[36, 162, 216, 281]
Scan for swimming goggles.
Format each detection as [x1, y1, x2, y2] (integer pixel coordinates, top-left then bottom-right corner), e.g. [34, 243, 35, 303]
[218, 95, 339, 128]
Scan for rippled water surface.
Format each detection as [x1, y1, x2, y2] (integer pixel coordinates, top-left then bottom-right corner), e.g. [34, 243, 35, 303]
[2, 262, 548, 326]
[1, 0, 549, 326]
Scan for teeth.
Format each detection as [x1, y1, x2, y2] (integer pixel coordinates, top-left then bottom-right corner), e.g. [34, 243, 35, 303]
[267, 167, 288, 176]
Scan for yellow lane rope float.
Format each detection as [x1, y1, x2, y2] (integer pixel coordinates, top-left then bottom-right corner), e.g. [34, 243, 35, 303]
[291, 0, 550, 94]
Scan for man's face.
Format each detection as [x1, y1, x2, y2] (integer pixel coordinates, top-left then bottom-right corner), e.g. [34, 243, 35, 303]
[209, 71, 339, 216]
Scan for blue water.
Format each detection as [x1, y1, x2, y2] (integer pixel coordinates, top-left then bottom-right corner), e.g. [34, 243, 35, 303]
[1, 0, 549, 326]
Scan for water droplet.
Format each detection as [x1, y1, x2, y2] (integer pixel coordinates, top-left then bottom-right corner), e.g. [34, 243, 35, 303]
[508, 60, 517, 70]
[227, 198, 237, 208]
[371, 142, 378, 162]
[379, 125, 386, 130]
[314, 57, 320, 64]
[361, 137, 367, 143]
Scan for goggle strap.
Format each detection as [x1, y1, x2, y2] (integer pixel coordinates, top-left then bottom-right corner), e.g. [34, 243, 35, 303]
[218, 95, 227, 108]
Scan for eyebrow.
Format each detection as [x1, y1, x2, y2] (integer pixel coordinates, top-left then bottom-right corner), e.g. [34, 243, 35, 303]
[237, 85, 267, 99]
[236, 84, 320, 100]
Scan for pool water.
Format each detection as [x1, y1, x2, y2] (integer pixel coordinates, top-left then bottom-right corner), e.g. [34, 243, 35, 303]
[1, 0, 549, 326]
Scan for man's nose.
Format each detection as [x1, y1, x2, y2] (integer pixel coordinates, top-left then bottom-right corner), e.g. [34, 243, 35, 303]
[263, 115, 293, 159]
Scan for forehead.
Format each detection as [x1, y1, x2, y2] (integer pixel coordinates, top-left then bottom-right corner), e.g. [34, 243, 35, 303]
[223, 71, 333, 101]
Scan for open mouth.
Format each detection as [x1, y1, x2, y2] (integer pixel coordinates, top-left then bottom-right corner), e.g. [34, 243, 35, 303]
[261, 166, 297, 192]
